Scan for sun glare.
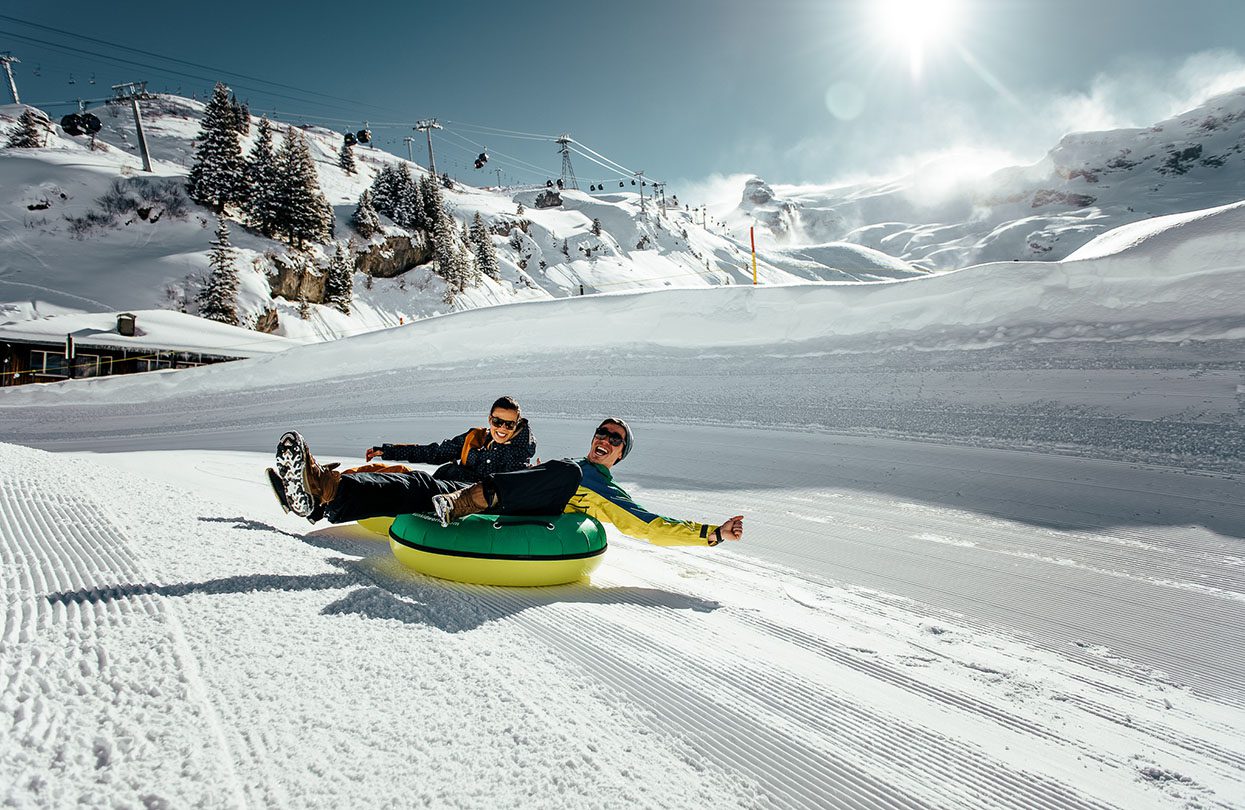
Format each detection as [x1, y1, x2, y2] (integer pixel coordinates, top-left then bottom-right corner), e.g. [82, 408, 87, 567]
[871, 0, 962, 79]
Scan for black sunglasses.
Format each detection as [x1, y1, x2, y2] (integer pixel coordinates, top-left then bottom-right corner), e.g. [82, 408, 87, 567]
[594, 427, 626, 447]
[490, 416, 517, 430]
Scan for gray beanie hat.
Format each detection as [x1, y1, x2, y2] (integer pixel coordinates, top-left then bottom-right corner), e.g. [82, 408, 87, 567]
[599, 417, 633, 462]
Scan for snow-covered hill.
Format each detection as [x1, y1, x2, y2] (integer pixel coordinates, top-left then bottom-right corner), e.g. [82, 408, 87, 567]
[733, 87, 1245, 270]
[0, 96, 921, 343]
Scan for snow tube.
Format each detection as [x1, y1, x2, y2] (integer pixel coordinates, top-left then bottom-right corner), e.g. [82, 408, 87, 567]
[388, 512, 607, 587]
[357, 516, 394, 537]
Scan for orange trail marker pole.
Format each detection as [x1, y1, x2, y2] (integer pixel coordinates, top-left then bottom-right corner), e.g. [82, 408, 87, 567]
[750, 226, 757, 285]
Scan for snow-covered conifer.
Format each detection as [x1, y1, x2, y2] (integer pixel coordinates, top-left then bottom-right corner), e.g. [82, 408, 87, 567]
[470, 212, 500, 280]
[197, 218, 239, 325]
[516, 202, 525, 216]
[369, 165, 398, 217]
[351, 189, 382, 238]
[244, 117, 281, 236]
[419, 174, 447, 232]
[275, 128, 332, 248]
[389, 164, 420, 230]
[6, 108, 47, 148]
[187, 83, 245, 213]
[229, 94, 250, 136]
[338, 140, 356, 175]
[324, 242, 354, 315]
[591, 217, 603, 237]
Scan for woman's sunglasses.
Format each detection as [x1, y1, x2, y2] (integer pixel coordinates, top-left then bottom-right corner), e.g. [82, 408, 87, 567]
[490, 415, 518, 430]
[594, 427, 626, 447]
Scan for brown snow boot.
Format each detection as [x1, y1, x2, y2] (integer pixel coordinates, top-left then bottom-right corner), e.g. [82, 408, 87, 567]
[302, 446, 341, 508]
[431, 482, 495, 527]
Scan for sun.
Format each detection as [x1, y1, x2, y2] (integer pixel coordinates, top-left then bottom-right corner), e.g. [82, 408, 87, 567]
[870, 0, 962, 79]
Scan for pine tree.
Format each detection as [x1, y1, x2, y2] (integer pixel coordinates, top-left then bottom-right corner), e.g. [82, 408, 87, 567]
[229, 94, 250, 136]
[338, 140, 356, 175]
[6, 108, 47, 148]
[432, 210, 457, 297]
[516, 202, 525, 216]
[470, 212, 500, 280]
[369, 164, 399, 217]
[187, 83, 246, 213]
[561, 239, 570, 257]
[419, 174, 446, 232]
[351, 189, 382, 238]
[591, 217, 603, 237]
[407, 173, 429, 231]
[275, 128, 332, 248]
[197, 218, 239, 325]
[244, 117, 281, 236]
[389, 164, 419, 229]
[324, 242, 354, 314]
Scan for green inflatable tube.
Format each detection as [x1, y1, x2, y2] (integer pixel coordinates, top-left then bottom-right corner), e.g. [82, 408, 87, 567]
[388, 512, 608, 586]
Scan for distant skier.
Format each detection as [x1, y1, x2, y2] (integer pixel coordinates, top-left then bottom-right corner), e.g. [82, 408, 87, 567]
[273, 418, 744, 548]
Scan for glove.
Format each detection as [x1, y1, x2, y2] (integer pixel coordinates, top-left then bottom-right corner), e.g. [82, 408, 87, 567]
[366, 446, 385, 461]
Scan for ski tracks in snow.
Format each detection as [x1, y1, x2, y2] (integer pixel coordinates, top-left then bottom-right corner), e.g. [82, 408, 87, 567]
[0, 443, 247, 808]
[4, 443, 1245, 808]
[466, 536, 1245, 810]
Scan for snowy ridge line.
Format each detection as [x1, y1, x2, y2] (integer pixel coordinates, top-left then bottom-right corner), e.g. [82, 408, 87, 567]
[480, 582, 1115, 810]
[0, 449, 247, 807]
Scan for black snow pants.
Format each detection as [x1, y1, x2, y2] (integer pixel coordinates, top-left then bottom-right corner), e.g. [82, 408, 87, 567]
[324, 459, 583, 525]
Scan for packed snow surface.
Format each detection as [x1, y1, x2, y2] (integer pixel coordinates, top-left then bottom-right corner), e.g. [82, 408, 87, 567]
[1, 197, 1243, 807]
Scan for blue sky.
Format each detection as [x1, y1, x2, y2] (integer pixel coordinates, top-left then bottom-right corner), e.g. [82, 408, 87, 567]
[4, 1, 1245, 204]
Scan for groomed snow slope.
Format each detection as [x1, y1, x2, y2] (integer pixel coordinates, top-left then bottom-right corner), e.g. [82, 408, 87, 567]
[1, 203, 1243, 808]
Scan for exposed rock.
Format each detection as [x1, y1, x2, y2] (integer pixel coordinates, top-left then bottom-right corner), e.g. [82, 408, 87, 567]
[535, 190, 562, 209]
[742, 177, 774, 207]
[253, 307, 279, 333]
[354, 233, 432, 279]
[267, 256, 325, 302]
[1031, 189, 1096, 209]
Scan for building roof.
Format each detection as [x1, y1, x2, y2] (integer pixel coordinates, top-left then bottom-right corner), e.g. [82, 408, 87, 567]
[0, 310, 296, 357]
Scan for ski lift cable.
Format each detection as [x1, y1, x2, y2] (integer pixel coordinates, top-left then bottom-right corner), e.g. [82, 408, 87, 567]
[439, 129, 555, 179]
[567, 145, 631, 179]
[569, 139, 656, 182]
[443, 123, 551, 142]
[569, 139, 635, 176]
[434, 134, 548, 183]
[1, 31, 381, 120]
[566, 145, 639, 183]
[441, 119, 558, 140]
[0, 13, 402, 116]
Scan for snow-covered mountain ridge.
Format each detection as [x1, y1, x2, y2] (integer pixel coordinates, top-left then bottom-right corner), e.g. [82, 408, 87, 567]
[0, 95, 919, 343]
[736, 87, 1245, 270]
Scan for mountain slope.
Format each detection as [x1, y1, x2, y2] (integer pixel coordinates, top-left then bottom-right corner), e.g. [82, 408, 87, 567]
[733, 87, 1245, 270]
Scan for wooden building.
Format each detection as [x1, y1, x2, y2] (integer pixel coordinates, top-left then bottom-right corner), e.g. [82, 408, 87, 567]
[0, 310, 296, 387]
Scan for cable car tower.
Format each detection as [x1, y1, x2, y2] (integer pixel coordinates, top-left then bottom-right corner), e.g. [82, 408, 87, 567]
[556, 134, 579, 191]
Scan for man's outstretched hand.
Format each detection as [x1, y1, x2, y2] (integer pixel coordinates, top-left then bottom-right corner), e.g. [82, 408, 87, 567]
[717, 515, 744, 542]
[366, 446, 385, 461]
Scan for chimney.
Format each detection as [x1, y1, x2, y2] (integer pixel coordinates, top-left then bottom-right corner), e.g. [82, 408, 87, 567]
[117, 313, 136, 337]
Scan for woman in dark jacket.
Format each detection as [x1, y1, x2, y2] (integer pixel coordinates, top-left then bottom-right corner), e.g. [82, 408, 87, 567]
[366, 396, 536, 484]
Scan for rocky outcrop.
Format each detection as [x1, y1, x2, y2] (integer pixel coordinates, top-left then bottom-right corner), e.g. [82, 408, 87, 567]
[267, 257, 325, 302]
[535, 190, 562, 209]
[742, 177, 774, 207]
[354, 233, 433, 279]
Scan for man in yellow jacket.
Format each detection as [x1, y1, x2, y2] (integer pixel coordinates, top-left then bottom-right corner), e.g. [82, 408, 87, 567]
[282, 418, 744, 547]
